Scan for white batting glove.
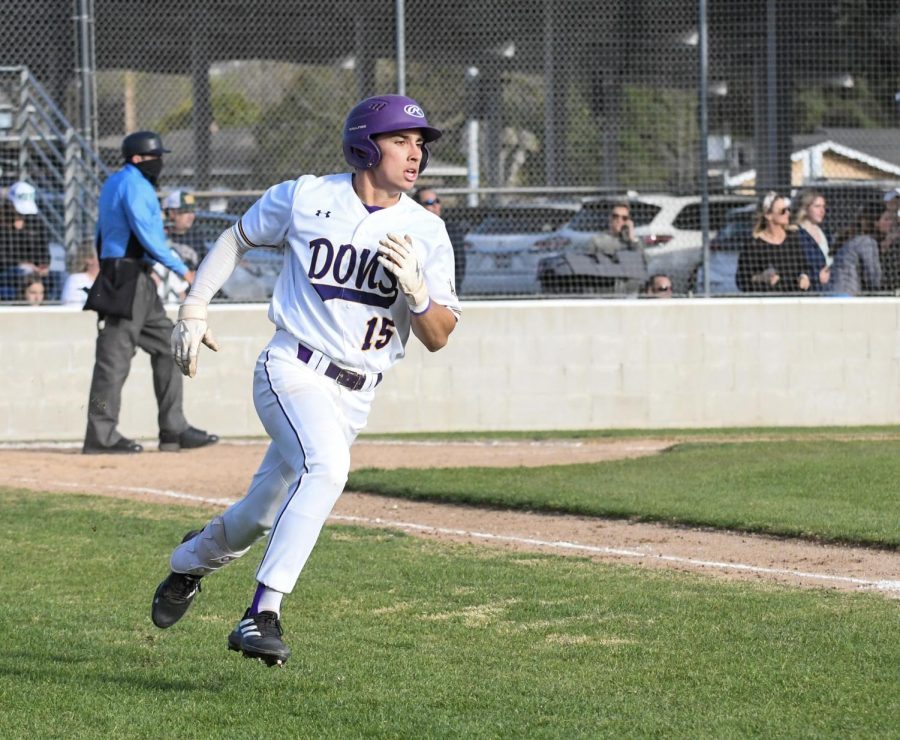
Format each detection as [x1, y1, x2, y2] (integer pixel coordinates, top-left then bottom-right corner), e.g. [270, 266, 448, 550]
[377, 233, 430, 313]
[171, 303, 220, 378]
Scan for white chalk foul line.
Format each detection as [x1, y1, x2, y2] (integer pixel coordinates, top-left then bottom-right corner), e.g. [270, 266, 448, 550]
[15, 477, 236, 508]
[14, 477, 900, 594]
[330, 514, 900, 594]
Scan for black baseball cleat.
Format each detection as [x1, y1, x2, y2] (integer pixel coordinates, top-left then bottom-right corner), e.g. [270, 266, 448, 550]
[159, 426, 219, 452]
[82, 437, 144, 454]
[227, 609, 291, 667]
[150, 529, 203, 628]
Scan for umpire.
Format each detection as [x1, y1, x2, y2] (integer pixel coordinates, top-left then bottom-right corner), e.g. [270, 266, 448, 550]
[82, 130, 218, 454]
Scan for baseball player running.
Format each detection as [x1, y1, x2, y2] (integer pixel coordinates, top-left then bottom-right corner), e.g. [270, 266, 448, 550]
[150, 94, 460, 666]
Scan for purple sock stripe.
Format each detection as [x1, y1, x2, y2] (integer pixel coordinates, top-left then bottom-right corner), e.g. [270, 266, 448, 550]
[250, 582, 266, 615]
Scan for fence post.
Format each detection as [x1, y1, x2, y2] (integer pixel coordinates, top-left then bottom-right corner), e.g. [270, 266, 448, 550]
[64, 127, 80, 258]
[698, 0, 710, 297]
[16, 68, 29, 181]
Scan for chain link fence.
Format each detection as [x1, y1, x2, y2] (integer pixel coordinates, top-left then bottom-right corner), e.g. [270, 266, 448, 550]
[0, 0, 898, 302]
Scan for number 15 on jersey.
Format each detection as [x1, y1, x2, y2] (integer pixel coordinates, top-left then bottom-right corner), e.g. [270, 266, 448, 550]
[361, 316, 395, 350]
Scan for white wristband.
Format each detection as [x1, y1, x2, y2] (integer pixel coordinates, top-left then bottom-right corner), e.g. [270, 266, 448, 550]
[409, 297, 432, 315]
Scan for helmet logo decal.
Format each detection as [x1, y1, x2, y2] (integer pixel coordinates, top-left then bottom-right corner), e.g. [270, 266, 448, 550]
[403, 104, 425, 118]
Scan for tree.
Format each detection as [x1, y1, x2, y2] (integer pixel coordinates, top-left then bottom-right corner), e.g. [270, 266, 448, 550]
[155, 79, 261, 133]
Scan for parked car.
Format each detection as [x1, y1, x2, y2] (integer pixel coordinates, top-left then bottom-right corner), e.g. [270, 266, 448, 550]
[637, 195, 755, 292]
[194, 211, 284, 302]
[461, 204, 580, 295]
[692, 203, 756, 294]
[534, 194, 755, 293]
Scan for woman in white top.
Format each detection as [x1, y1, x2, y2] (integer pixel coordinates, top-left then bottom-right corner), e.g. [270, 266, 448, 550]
[61, 242, 99, 306]
[793, 190, 832, 292]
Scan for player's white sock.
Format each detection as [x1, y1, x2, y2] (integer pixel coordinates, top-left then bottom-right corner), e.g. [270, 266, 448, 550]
[250, 582, 284, 616]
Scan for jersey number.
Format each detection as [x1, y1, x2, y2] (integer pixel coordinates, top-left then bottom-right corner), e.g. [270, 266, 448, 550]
[361, 317, 395, 350]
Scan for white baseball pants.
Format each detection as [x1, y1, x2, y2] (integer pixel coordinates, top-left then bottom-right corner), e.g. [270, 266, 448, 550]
[174, 331, 375, 593]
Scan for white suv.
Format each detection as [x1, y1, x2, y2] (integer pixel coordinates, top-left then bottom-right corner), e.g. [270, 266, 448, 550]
[534, 194, 754, 293]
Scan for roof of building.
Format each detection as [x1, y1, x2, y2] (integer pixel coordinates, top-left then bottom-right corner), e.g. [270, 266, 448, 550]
[794, 128, 900, 171]
[726, 128, 900, 187]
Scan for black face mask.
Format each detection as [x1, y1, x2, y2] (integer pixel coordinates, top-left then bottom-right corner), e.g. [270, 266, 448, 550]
[134, 158, 163, 185]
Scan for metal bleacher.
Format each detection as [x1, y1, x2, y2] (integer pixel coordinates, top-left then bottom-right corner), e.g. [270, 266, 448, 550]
[0, 65, 109, 259]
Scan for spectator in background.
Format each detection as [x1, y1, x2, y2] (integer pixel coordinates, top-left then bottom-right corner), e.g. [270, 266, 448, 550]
[61, 241, 100, 306]
[793, 190, 832, 291]
[163, 190, 207, 258]
[736, 192, 810, 293]
[154, 189, 202, 304]
[21, 273, 45, 305]
[828, 201, 883, 296]
[586, 201, 643, 257]
[582, 201, 648, 294]
[414, 187, 465, 293]
[0, 181, 52, 300]
[879, 189, 900, 290]
[643, 273, 674, 299]
[884, 187, 900, 219]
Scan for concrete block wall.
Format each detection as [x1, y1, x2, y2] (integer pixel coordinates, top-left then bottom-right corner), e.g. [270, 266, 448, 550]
[3, 297, 900, 442]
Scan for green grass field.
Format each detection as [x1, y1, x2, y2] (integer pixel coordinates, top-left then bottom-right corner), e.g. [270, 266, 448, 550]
[0, 485, 898, 739]
[349, 440, 900, 547]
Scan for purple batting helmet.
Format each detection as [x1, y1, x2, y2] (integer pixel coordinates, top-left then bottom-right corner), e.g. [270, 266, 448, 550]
[342, 94, 442, 172]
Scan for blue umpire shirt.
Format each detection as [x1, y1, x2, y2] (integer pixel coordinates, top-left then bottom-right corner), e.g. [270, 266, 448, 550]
[97, 163, 190, 276]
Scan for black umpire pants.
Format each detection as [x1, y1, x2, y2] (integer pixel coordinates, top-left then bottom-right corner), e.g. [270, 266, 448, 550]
[84, 270, 188, 447]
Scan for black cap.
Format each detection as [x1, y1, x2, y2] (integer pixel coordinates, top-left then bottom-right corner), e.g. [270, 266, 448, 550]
[122, 130, 171, 159]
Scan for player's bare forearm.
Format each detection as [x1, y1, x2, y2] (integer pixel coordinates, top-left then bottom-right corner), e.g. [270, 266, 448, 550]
[410, 302, 456, 351]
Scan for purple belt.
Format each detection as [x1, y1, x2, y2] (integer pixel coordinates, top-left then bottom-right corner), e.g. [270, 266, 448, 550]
[297, 343, 382, 392]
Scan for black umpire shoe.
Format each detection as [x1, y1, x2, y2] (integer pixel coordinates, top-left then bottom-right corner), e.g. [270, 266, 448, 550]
[82, 437, 144, 454]
[227, 609, 291, 667]
[151, 529, 203, 628]
[159, 426, 219, 452]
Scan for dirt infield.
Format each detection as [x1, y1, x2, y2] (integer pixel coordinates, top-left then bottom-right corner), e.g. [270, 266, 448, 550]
[1, 438, 898, 597]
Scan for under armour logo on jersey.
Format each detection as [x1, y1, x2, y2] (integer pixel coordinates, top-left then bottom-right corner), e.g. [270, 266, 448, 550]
[307, 237, 398, 308]
[315, 209, 331, 218]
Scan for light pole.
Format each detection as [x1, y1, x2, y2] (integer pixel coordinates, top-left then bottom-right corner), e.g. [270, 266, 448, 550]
[465, 66, 480, 207]
[395, 0, 406, 95]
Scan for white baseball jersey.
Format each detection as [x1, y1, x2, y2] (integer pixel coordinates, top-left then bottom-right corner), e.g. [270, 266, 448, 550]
[169, 172, 462, 597]
[234, 172, 461, 375]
